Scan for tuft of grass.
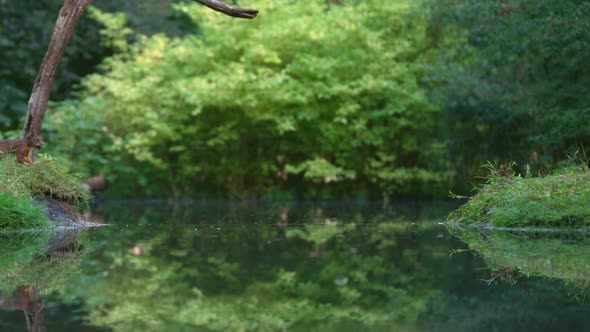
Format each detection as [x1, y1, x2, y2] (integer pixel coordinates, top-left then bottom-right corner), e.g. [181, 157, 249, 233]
[0, 155, 91, 206]
[0, 154, 91, 230]
[0, 193, 48, 230]
[449, 159, 590, 227]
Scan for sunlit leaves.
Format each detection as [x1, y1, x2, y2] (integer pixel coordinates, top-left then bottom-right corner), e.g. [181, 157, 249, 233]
[51, 0, 449, 198]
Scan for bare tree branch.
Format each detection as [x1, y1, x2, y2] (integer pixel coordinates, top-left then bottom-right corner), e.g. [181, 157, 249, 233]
[194, 0, 258, 19]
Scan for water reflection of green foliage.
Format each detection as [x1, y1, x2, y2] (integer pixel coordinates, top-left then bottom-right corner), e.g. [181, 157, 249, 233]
[451, 227, 590, 290]
[59, 220, 451, 331]
[0, 231, 88, 294]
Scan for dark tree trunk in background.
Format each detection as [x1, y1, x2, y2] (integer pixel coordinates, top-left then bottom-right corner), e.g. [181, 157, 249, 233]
[22, 0, 258, 162]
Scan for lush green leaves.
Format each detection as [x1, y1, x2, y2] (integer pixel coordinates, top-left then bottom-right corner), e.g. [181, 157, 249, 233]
[430, 0, 590, 184]
[15, 0, 587, 198]
[49, 0, 449, 198]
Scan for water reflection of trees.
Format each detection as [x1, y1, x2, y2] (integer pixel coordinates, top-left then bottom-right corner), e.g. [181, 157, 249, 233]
[0, 229, 88, 332]
[57, 207, 460, 331]
[42, 203, 590, 331]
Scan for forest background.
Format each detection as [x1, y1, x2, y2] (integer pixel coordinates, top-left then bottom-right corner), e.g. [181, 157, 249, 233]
[1, 0, 588, 199]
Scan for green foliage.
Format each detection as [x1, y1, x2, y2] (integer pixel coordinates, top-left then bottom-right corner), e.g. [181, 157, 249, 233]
[0, 0, 191, 137]
[43, 99, 112, 180]
[94, 0, 191, 37]
[449, 161, 590, 227]
[430, 0, 590, 185]
[285, 158, 356, 184]
[3, 0, 588, 200]
[50, 0, 451, 198]
[5, 0, 581, 201]
[87, 7, 133, 52]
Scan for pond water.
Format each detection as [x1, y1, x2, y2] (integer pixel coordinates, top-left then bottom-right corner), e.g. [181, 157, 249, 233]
[2, 201, 590, 331]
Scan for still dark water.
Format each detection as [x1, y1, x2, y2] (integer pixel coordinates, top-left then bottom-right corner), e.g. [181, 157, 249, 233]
[2, 201, 590, 331]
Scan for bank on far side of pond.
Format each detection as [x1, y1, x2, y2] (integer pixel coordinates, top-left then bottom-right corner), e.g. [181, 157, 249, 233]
[0, 155, 91, 231]
[449, 161, 590, 227]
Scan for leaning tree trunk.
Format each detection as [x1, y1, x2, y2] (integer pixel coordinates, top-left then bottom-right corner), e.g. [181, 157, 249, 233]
[22, 0, 258, 162]
[23, 0, 94, 136]
[22, 0, 94, 163]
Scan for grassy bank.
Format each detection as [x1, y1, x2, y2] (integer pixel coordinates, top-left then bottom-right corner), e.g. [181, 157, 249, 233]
[449, 162, 590, 227]
[0, 155, 90, 230]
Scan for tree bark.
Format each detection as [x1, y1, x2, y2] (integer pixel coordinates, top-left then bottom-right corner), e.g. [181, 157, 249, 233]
[194, 0, 258, 19]
[22, 0, 258, 162]
[23, 0, 94, 141]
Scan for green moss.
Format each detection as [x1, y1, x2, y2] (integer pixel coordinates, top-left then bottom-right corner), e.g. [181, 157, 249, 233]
[449, 162, 590, 227]
[0, 154, 91, 230]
